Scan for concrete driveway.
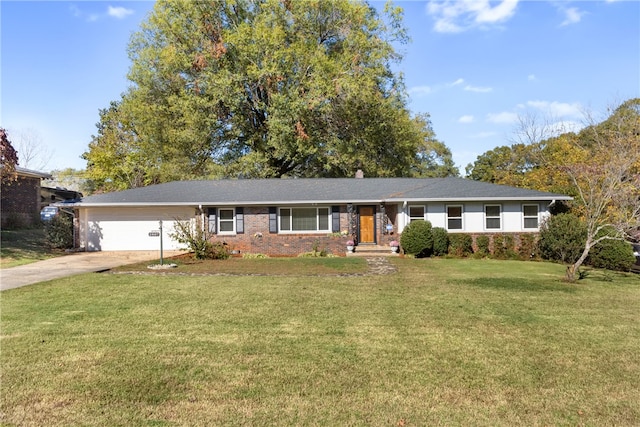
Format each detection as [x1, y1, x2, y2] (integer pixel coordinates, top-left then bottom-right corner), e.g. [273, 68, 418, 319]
[1, 251, 182, 291]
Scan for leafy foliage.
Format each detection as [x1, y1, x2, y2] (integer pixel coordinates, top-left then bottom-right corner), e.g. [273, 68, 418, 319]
[475, 235, 490, 257]
[448, 234, 473, 257]
[84, 0, 458, 189]
[538, 213, 587, 264]
[588, 228, 636, 272]
[431, 227, 449, 256]
[170, 218, 230, 260]
[399, 220, 433, 257]
[45, 214, 74, 249]
[1, 127, 19, 183]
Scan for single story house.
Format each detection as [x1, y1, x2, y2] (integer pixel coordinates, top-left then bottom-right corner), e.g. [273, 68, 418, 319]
[63, 177, 572, 256]
[1, 167, 52, 228]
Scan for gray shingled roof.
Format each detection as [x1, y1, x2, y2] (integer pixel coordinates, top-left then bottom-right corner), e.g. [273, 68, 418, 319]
[71, 178, 571, 207]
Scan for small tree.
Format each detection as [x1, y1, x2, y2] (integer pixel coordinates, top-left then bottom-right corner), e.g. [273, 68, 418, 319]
[400, 220, 433, 257]
[170, 217, 229, 260]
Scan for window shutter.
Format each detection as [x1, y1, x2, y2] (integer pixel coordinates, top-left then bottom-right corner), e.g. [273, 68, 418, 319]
[331, 206, 340, 233]
[207, 208, 217, 234]
[236, 207, 244, 234]
[269, 207, 278, 233]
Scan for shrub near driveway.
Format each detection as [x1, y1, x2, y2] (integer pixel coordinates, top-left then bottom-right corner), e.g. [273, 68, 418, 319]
[1, 258, 639, 426]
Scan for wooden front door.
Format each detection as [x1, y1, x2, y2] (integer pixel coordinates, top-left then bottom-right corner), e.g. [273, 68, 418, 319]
[359, 206, 375, 244]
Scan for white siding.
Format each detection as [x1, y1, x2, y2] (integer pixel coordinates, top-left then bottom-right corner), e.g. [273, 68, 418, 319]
[80, 207, 194, 251]
[398, 201, 551, 234]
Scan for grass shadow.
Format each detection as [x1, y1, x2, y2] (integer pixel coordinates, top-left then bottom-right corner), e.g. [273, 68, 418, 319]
[460, 277, 577, 293]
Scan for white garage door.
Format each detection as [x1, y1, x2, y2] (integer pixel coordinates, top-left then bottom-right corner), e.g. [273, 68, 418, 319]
[82, 207, 195, 251]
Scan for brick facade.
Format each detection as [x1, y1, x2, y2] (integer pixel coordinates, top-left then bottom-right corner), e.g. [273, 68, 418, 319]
[1, 175, 42, 227]
[208, 205, 400, 257]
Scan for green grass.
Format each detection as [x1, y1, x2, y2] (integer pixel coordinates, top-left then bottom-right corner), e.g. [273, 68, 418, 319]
[116, 255, 369, 276]
[0, 228, 58, 268]
[1, 258, 639, 426]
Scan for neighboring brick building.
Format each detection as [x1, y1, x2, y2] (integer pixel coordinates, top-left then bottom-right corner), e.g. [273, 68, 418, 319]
[1, 167, 52, 228]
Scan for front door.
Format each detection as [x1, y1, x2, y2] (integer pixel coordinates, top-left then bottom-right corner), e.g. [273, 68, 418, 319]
[359, 206, 375, 244]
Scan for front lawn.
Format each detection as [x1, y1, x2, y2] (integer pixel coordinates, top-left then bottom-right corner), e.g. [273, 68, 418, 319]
[1, 258, 639, 426]
[0, 228, 57, 268]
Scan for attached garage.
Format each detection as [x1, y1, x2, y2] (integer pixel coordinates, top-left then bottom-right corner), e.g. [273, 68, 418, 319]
[79, 206, 194, 251]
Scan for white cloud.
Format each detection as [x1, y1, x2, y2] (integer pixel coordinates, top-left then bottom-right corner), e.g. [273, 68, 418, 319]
[560, 7, 584, 26]
[408, 86, 432, 97]
[527, 74, 536, 81]
[70, 4, 134, 21]
[487, 111, 518, 124]
[427, 0, 519, 33]
[450, 78, 465, 86]
[458, 115, 475, 123]
[108, 6, 134, 19]
[464, 85, 492, 93]
[471, 131, 499, 138]
[525, 100, 582, 118]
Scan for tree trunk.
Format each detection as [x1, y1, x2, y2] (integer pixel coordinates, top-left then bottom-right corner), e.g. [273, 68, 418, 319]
[566, 242, 592, 282]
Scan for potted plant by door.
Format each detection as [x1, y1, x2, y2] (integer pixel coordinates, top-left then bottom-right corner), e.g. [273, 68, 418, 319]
[346, 240, 355, 253]
[390, 240, 400, 253]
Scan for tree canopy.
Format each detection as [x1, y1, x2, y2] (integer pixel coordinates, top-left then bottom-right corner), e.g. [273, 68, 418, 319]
[83, 0, 457, 191]
[0, 128, 19, 183]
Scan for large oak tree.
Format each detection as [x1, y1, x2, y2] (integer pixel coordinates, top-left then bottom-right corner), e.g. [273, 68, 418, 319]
[84, 0, 457, 190]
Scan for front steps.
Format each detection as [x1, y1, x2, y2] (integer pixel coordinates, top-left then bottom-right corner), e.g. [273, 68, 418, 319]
[346, 244, 400, 257]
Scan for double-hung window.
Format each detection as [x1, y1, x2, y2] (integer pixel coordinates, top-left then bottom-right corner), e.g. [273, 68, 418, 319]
[447, 205, 463, 230]
[485, 205, 501, 230]
[280, 207, 330, 232]
[408, 205, 425, 222]
[218, 208, 235, 234]
[523, 204, 539, 229]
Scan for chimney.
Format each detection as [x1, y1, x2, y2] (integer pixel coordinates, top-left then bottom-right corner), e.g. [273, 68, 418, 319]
[355, 169, 364, 179]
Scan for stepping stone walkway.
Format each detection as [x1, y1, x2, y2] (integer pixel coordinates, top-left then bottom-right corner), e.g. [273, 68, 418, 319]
[364, 257, 398, 275]
[109, 256, 397, 278]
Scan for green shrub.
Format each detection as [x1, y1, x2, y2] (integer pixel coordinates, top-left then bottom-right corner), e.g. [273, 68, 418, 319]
[400, 220, 433, 257]
[493, 234, 518, 259]
[476, 235, 490, 257]
[518, 234, 539, 260]
[588, 229, 636, 271]
[45, 214, 73, 249]
[449, 234, 473, 257]
[538, 213, 587, 264]
[431, 227, 449, 256]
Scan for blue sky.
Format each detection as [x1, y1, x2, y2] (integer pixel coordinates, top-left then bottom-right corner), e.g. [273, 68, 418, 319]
[2, 1, 639, 174]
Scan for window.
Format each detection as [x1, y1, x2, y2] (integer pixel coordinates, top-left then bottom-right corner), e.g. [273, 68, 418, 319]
[447, 205, 463, 230]
[523, 204, 539, 229]
[409, 205, 425, 222]
[485, 205, 501, 229]
[218, 208, 235, 233]
[280, 207, 330, 232]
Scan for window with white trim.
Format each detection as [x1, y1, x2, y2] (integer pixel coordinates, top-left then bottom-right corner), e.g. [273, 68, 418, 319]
[447, 205, 463, 230]
[523, 204, 539, 229]
[485, 205, 501, 230]
[279, 207, 330, 232]
[218, 208, 235, 234]
[408, 205, 425, 222]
